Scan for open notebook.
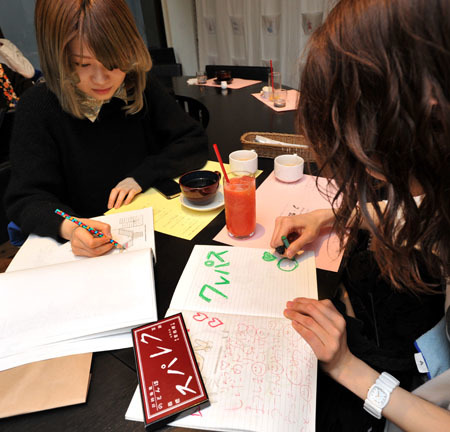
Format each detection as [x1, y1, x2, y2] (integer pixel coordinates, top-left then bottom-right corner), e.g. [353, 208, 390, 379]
[1, 208, 157, 371]
[126, 245, 318, 432]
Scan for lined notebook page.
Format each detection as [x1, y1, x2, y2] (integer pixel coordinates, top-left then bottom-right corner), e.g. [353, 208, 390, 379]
[169, 245, 318, 318]
[168, 310, 317, 432]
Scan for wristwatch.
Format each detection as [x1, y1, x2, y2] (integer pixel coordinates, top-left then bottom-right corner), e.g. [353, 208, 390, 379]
[363, 372, 400, 419]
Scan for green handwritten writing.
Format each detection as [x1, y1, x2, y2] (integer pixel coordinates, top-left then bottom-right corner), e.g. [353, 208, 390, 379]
[199, 284, 229, 302]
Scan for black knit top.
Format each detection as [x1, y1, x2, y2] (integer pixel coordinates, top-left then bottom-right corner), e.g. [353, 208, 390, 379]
[5, 75, 208, 239]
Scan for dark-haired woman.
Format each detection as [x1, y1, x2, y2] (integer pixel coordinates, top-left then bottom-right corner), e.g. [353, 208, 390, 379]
[272, 0, 450, 430]
[5, 0, 208, 257]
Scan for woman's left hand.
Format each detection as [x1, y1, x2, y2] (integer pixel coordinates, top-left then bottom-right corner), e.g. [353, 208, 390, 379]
[284, 298, 353, 379]
[108, 177, 142, 209]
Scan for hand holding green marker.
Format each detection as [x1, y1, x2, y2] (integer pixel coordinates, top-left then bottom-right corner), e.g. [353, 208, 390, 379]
[275, 232, 301, 255]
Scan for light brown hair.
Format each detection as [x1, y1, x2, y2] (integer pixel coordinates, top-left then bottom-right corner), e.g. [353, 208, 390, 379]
[299, 0, 450, 292]
[35, 0, 152, 118]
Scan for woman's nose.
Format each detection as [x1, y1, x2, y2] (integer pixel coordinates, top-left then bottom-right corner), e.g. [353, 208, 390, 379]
[91, 64, 109, 85]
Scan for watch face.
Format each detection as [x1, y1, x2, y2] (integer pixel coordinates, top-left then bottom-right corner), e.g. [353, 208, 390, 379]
[368, 386, 388, 407]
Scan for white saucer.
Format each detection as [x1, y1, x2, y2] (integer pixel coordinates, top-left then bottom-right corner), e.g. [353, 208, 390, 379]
[180, 187, 224, 212]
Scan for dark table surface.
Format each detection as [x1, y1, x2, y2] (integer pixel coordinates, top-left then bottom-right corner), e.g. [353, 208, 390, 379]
[1, 77, 341, 432]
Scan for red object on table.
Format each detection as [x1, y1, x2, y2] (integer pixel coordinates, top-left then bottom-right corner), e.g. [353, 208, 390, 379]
[213, 143, 230, 183]
[132, 313, 209, 430]
[224, 175, 256, 238]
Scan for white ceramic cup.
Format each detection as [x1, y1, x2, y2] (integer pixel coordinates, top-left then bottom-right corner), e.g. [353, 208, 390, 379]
[274, 154, 304, 182]
[229, 150, 258, 174]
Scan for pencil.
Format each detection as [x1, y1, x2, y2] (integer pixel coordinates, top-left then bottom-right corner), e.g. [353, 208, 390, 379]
[55, 209, 125, 250]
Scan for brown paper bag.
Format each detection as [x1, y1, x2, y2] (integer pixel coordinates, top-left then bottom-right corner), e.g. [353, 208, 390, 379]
[0, 353, 92, 418]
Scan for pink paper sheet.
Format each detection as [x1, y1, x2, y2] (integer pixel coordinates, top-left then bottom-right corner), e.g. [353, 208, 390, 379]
[198, 78, 262, 89]
[213, 173, 344, 272]
[252, 89, 300, 112]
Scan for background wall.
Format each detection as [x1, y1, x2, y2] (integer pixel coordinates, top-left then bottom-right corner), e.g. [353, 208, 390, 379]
[161, 0, 198, 75]
[0, 0, 148, 71]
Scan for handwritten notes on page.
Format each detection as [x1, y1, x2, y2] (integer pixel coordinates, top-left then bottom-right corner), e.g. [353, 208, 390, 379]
[170, 246, 317, 317]
[126, 245, 318, 432]
[7, 207, 155, 272]
[0, 248, 157, 371]
[214, 173, 344, 272]
[168, 310, 316, 432]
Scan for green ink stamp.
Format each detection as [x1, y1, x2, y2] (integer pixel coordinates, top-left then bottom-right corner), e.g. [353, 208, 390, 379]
[277, 258, 299, 272]
[262, 252, 277, 262]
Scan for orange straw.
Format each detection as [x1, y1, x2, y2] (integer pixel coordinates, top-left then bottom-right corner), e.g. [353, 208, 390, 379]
[213, 143, 230, 183]
[270, 59, 274, 97]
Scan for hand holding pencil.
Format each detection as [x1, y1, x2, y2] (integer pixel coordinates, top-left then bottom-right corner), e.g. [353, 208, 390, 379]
[56, 209, 124, 257]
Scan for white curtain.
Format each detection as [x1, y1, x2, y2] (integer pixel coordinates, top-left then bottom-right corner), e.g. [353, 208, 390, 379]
[196, 0, 337, 89]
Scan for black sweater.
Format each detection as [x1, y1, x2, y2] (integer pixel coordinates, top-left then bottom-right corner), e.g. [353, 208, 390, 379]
[5, 75, 208, 239]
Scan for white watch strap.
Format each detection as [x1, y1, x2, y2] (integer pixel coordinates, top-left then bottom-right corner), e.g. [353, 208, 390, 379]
[363, 372, 400, 419]
[379, 372, 400, 389]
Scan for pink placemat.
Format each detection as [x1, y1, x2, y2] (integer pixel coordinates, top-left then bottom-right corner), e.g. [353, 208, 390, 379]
[213, 173, 344, 272]
[198, 78, 262, 89]
[252, 89, 300, 112]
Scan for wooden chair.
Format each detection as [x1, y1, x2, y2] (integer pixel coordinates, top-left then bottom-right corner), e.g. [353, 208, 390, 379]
[174, 95, 209, 129]
[205, 65, 270, 82]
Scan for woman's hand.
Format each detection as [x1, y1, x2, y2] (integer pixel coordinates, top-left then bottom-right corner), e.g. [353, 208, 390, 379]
[108, 177, 142, 209]
[270, 209, 335, 258]
[284, 298, 354, 379]
[60, 218, 114, 257]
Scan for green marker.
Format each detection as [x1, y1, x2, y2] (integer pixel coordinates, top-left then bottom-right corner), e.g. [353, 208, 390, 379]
[282, 235, 290, 249]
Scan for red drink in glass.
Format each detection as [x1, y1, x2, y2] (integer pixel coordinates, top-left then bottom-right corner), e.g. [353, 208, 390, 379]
[224, 172, 256, 238]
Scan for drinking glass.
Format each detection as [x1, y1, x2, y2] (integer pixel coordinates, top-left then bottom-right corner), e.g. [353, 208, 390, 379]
[267, 71, 281, 101]
[224, 171, 256, 238]
[273, 88, 287, 107]
[196, 71, 207, 84]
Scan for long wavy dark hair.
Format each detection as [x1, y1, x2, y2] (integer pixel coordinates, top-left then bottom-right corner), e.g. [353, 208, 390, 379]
[299, 0, 450, 292]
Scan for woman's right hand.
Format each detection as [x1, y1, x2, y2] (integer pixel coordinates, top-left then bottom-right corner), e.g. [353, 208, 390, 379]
[60, 218, 114, 257]
[270, 209, 335, 258]
[284, 297, 354, 380]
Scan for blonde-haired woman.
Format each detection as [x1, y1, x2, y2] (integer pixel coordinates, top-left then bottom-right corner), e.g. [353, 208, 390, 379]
[6, 0, 208, 257]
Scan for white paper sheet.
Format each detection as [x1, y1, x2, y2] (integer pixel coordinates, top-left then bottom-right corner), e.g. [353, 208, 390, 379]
[7, 207, 156, 272]
[0, 247, 157, 371]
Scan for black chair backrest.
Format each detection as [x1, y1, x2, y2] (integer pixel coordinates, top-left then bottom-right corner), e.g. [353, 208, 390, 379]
[0, 110, 15, 164]
[0, 161, 11, 244]
[205, 65, 271, 82]
[151, 63, 182, 77]
[149, 47, 177, 65]
[174, 95, 209, 130]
